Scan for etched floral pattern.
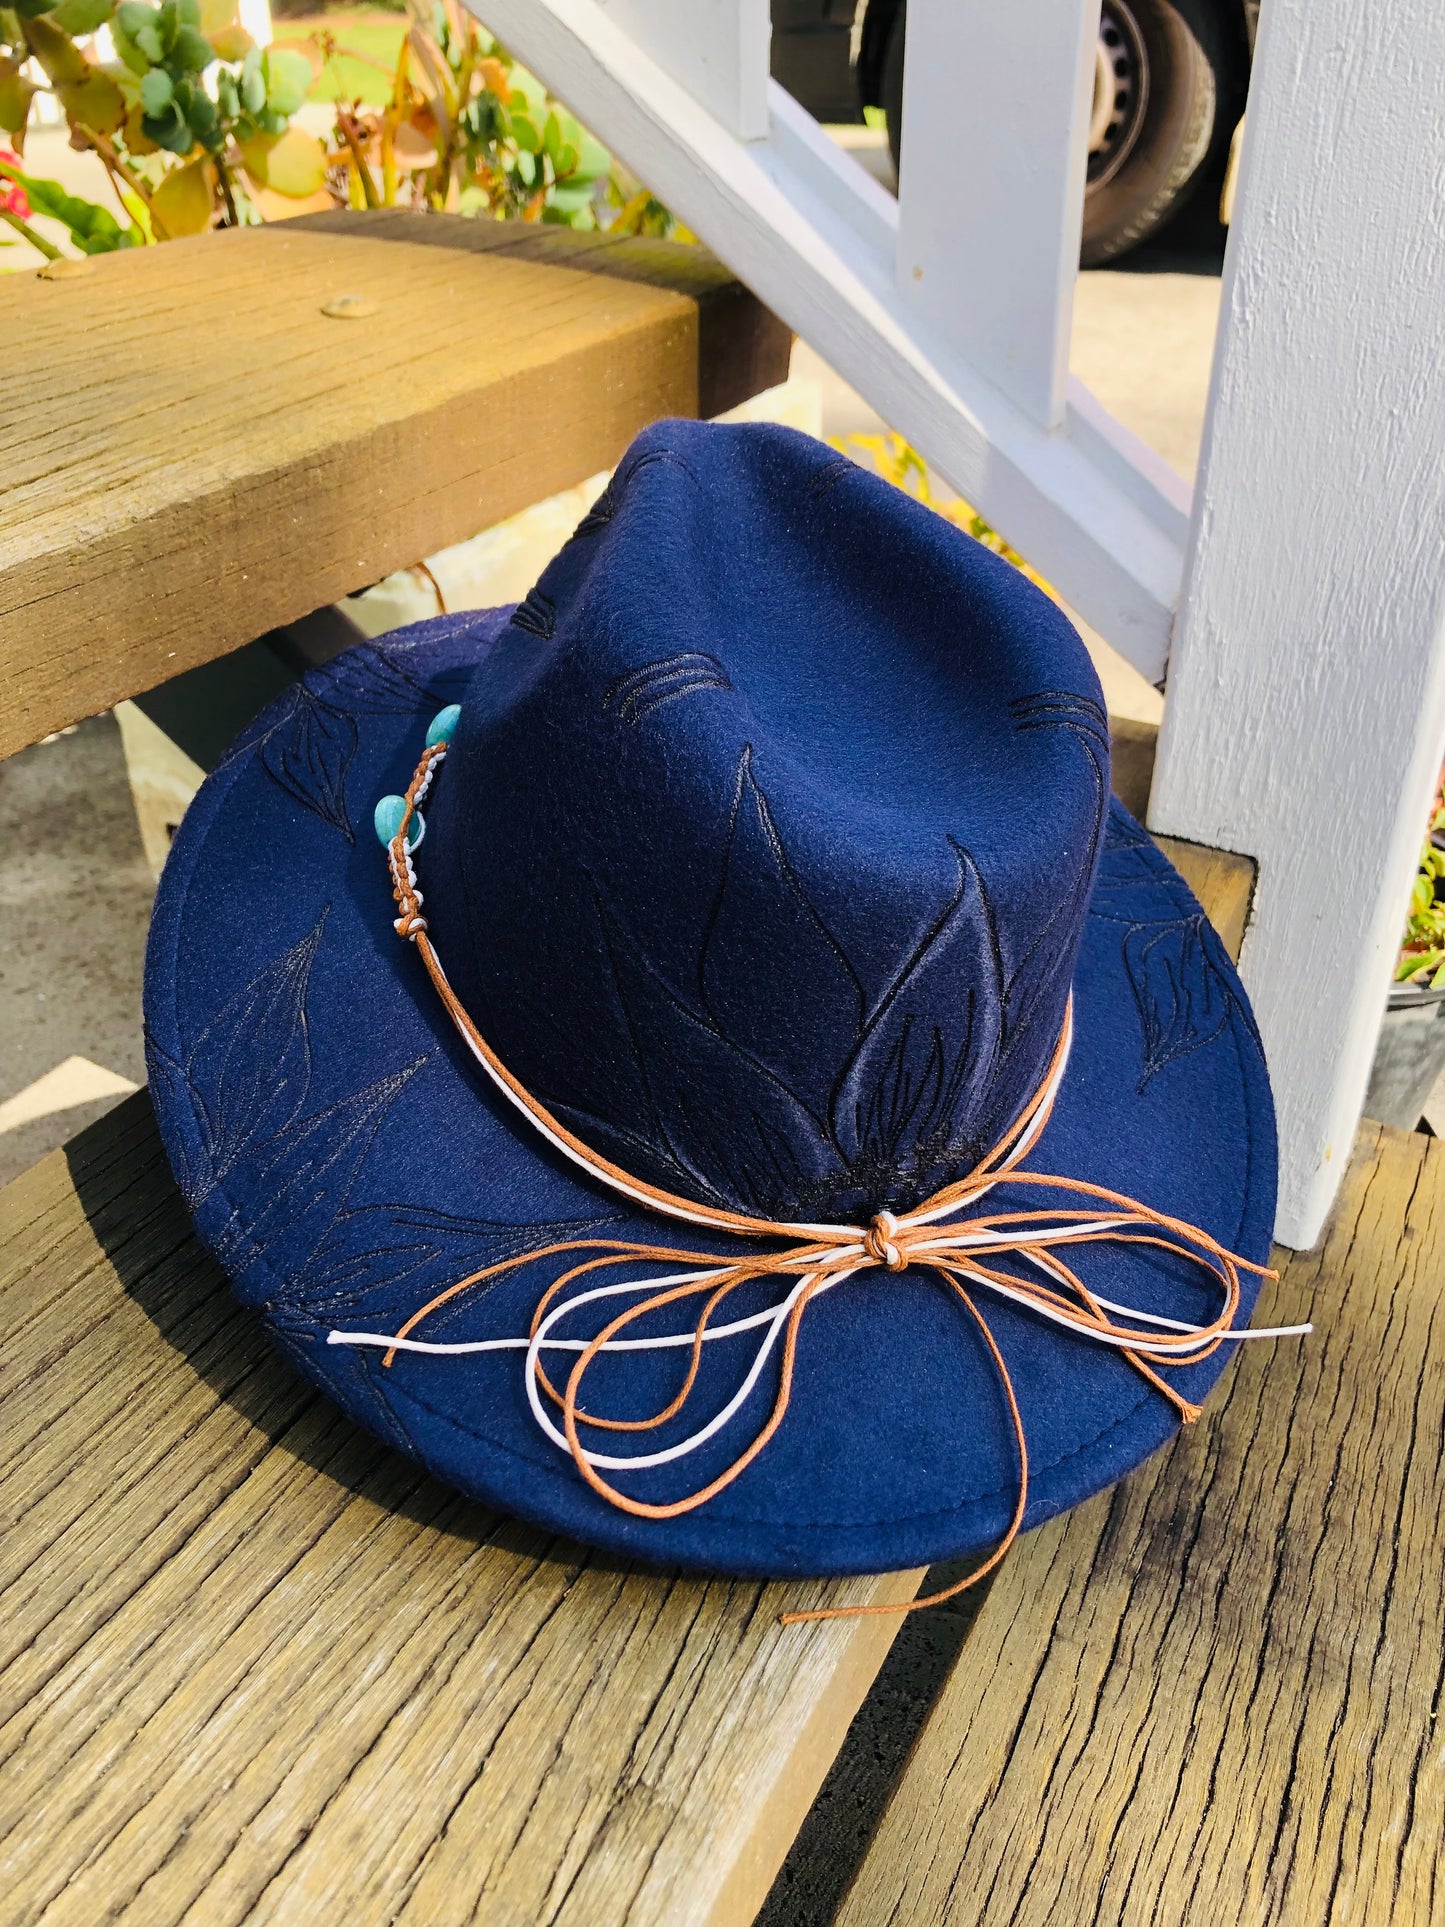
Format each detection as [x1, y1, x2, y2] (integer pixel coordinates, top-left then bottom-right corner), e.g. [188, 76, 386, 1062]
[1092, 801, 1262, 1091]
[218, 631, 472, 843]
[147, 907, 614, 1328]
[545, 746, 1067, 1222]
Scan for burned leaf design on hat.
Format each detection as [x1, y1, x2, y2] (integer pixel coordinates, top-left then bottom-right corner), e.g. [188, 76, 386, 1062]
[1004, 689, 1110, 1049]
[219, 634, 470, 843]
[1092, 805, 1264, 1090]
[298, 1196, 622, 1332]
[146, 908, 424, 1304]
[603, 653, 732, 726]
[548, 746, 1063, 1224]
[508, 588, 557, 639]
[149, 904, 613, 1342]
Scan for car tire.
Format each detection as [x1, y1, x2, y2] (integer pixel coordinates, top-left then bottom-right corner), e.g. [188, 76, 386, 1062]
[880, 0, 1238, 267]
[1083, 0, 1235, 263]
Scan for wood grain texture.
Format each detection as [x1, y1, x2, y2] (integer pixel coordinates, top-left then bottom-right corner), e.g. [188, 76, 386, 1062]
[839, 1120, 1445, 1927]
[0, 212, 788, 760]
[0, 1095, 915, 1927]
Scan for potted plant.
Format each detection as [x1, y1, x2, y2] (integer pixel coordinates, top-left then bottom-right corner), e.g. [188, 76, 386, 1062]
[1364, 770, 1445, 1129]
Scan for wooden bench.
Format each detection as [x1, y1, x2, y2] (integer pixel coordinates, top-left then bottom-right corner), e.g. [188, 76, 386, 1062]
[1, 208, 787, 756]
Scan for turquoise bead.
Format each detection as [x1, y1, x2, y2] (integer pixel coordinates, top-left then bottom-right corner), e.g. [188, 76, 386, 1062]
[374, 794, 423, 849]
[426, 704, 462, 748]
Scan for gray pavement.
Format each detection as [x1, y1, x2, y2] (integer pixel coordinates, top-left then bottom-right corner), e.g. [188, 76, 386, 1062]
[0, 715, 154, 1185]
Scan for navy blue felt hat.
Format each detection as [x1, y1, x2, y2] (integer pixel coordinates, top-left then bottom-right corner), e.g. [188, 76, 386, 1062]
[144, 420, 1277, 1580]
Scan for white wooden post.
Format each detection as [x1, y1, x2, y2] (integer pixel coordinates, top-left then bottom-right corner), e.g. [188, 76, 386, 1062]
[595, 0, 770, 140]
[896, 0, 1100, 427]
[1150, 0, 1445, 1247]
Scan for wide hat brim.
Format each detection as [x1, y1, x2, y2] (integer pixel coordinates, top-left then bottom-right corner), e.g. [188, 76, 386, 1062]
[145, 611, 1277, 1579]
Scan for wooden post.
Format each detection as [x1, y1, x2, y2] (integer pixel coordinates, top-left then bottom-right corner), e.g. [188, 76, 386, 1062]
[896, 0, 1100, 427]
[1149, 0, 1445, 1247]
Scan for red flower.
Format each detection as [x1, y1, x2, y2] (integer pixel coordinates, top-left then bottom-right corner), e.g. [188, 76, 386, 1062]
[0, 148, 31, 221]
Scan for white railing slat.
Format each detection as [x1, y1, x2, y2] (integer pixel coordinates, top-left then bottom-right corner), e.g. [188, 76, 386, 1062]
[896, 0, 1100, 428]
[1151, 0, 1445, 1245]
[470, 0, 1184, 678]
[596, 0, 770, 142]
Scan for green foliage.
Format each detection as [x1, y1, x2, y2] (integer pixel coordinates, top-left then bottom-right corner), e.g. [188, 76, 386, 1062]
[0, 0, 323, 239]
[111, 0, 223, 151]
[311, 3, 673, 233]
[603, 164, 691, 239]
[213, 45, 311, 138]
[1395, 781, 1445, 987]
[1, 0, 678, 258]
[0, 155, 141, 247]
[49, 0, 116, 34]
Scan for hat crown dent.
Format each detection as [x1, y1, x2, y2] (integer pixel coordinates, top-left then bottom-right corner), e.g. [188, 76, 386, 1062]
[423, 421, 1111, 1222]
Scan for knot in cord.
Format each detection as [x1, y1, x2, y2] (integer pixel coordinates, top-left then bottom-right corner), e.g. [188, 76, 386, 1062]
[864, 1210, 907, 1271]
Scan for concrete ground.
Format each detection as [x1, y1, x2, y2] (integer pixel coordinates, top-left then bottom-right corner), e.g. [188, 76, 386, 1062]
[0, 717, 154, 1184]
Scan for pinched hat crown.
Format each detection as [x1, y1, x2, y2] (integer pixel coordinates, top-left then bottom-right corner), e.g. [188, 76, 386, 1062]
[424, 421, 1110, 1222]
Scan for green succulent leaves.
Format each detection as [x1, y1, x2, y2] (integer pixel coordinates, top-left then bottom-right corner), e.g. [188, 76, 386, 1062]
[111, 0, 304, 158]
[1396, 798, 1445, 988]
[48, 0, 116, 34]
[3, 0, 640, 248]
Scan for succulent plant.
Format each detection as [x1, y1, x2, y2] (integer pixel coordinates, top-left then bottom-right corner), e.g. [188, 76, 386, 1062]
[0, 0, 664, 256]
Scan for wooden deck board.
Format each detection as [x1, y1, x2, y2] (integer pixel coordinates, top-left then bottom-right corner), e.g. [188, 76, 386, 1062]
[0, 211, 788, 759]
[838, 1119, 1444, 1927]
[0, 1097, 914, 1927]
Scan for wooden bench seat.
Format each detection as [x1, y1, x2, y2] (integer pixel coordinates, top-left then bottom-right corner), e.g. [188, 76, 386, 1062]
[838, 1117, 1444, 1927]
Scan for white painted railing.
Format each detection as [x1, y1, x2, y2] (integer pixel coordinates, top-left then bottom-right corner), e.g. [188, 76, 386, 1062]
[470, 0, 1445, 1249]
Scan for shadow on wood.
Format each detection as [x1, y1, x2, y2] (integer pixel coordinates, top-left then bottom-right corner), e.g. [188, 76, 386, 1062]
[837, 1120, 1445, 1927]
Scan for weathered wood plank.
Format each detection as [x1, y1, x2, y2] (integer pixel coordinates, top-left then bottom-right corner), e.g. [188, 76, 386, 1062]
[838, 1119, 1445, 1927]
[0, 212, 788, 760]
[0, 1096, 912, 1927]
